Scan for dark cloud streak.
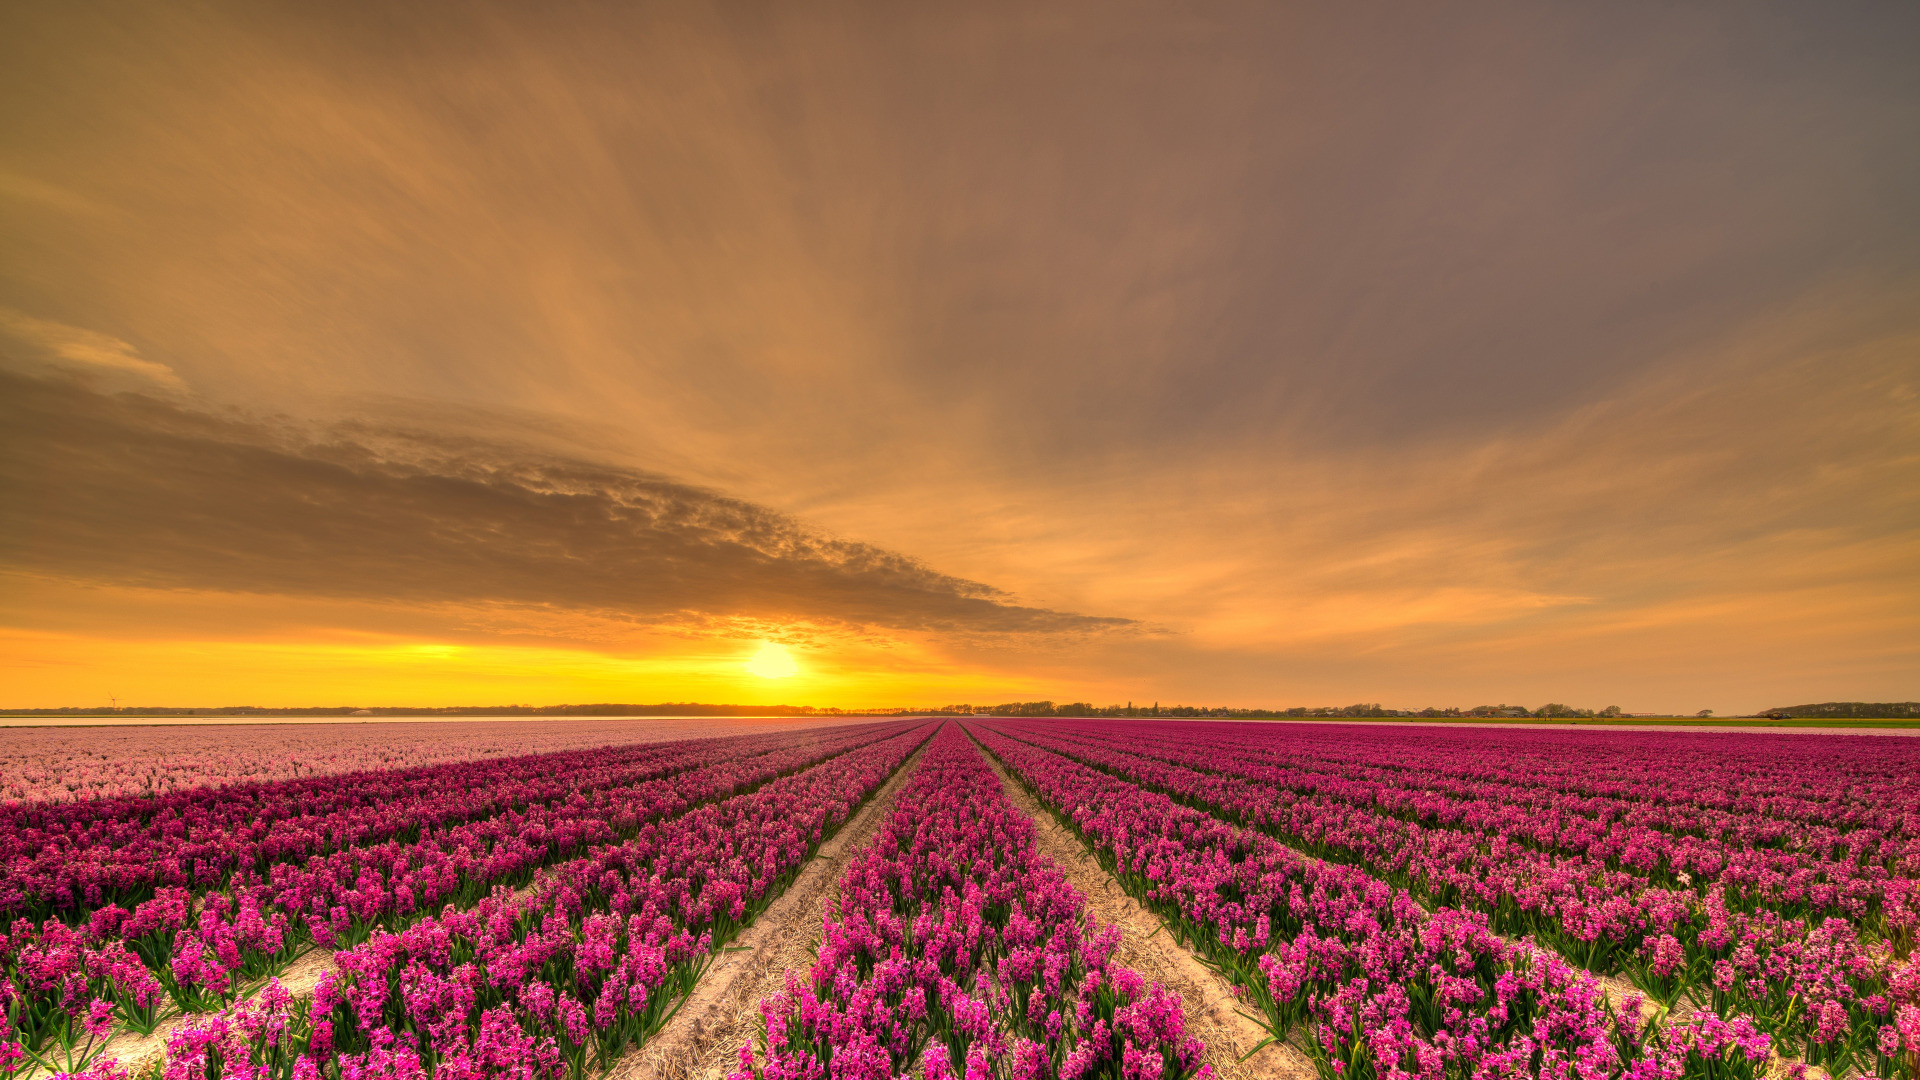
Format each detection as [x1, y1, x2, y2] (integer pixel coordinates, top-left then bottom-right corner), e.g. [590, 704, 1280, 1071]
[0, 371, 1128, 636]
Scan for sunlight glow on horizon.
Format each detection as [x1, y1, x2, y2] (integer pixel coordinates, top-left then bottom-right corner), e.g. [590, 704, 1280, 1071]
[1, 3, 1915, 713]
[0, 626, 1050, 709]
[744, 641, 800, 679]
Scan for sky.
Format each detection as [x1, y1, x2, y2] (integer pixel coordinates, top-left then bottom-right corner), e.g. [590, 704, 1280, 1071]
[2, 0, 1916, 714]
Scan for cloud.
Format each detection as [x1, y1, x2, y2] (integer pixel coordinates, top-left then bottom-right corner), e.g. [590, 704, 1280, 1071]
[0, 370, 1129, 638]
[0, 311, 182, 388]
[1, 2, 1916, 710]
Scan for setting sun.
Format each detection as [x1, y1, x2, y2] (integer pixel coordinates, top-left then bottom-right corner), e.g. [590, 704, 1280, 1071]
[2, 2, 1913, 715]
[744, 641, 800, 679]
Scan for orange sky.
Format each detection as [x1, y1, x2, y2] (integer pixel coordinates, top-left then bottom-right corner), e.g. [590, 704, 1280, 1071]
[2, 2, 1916, 714]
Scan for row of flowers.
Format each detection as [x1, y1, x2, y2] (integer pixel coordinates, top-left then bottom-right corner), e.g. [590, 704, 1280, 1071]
[1014, 722, 1906, 915]
[297, 722, 934, 1079]
[731, 722, 1209, 1080]
[7, 721, 936, 1080]
[2, 724, 909, 918]
[1104, 722, 1913, 834]
[982, 721, 1918, 1078]
[1, 722, 926, 1079]
[1220, 734, 1910, 866]
[966, 723, 1867, 1080]
[0, 720, 743, 806]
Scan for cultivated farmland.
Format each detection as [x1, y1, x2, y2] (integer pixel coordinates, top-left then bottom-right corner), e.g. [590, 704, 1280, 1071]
[2, 718, 1914, 1080]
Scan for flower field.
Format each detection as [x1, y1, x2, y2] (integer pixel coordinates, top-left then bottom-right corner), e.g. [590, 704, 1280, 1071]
[969, 720, 1920, 1080]
[1, 719, 932, 1079]
[0, 719, 878, 805]
[5, 716, 1915, 1080]
[0, 722, 913, 920]
[729, 724, 1206, 1080]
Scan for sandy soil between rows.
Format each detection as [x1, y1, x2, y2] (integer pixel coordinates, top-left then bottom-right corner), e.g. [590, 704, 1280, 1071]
[612, 739, 932, 1080]
[981, 734, 1784, 1079]
[971, 739, 1315, 1080]
[69, 730, 1772, 1080]
[59, 736, 917, 1080]
[62, 945, 339, 1079]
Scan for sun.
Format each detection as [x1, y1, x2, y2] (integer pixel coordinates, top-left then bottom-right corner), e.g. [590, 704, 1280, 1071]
[744, 641, 800, 679]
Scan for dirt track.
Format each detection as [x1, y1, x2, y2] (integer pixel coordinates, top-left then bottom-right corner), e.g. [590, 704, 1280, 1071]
[77, 726, 1728, 1080]
[971, 737, 1315, 1080]
[613, 738, 931, 1080]
[975, 730, 1736, 1078]
[71, 735, 925, 1080]
[621, 727, 1316, 1080]
[71, 945, 338, 1079]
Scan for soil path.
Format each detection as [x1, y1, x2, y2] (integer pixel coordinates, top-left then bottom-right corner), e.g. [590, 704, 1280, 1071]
[73, 945, 339, 1079]
[983, 731, 1761, 1080]
[971, 739, 1314, 1080]
[613, 739, 932, 1080]
[85, 884, 556, 1079]
[75, 735, 922, 1080]
[993, 730, 1696, 1031]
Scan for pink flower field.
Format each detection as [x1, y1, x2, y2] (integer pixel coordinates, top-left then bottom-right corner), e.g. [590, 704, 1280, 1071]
[0, 719, 877, 804]
[2, 718, 1915, 1080]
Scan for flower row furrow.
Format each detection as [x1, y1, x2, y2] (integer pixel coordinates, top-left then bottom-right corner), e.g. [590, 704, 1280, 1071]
[731, 722, 1209, 1080]
[2, 724, 903, 918]
[43, 722, 937, 1080]
[994, 723, 1887, 942]
[1025, 719, 1909, 862]
[982, 721, 1918, 1079]
[0, 721, 922, 1077]
[1072, 722, 1913, 833]
[0, 721, 783, 806]
[1022, 722, 1905, 903]
[967, 723, 1825, 1080]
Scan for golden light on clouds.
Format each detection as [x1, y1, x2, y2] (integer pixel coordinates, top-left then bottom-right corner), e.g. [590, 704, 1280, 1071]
[0, 3, 1916, 713]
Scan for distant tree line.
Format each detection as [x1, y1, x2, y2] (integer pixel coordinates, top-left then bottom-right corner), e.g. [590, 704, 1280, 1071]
[1759, 701, 1920, 719]
[943, 702, 1634, 719]
[961, 702, 1240, 718]
[1457, 703, 1629, 718]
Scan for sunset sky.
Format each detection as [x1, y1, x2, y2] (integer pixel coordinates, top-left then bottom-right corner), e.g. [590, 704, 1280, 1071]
[3, 1, 1916, 714]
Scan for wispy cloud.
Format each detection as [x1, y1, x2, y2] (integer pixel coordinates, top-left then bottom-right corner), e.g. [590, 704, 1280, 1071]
[0, 311, 182, 388]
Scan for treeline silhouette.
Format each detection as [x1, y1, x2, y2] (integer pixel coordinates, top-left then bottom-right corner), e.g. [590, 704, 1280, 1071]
[949, 701, 1630, 718]
[1759, 701, 1920, 719]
